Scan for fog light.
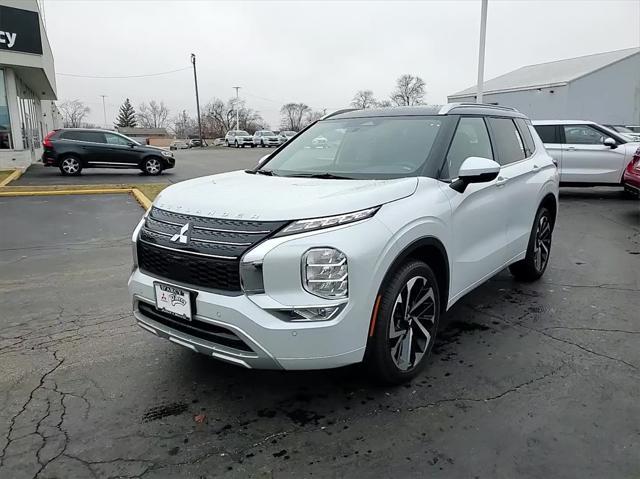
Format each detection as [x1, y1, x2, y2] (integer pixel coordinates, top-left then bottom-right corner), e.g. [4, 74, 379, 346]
[302, 248, 348, 299]
[275, 305, 343, 322]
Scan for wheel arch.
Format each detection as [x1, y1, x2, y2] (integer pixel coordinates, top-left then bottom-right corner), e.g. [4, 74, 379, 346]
[378, 236, 450, 311]
[539, 192, 558, 228]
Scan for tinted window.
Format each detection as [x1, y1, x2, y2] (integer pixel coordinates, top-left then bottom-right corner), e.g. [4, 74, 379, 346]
[61, 130, 84, 141]
[105, 133, 130, 145]
[515, 118, 535, 157]
[444, 117, 493, 179]
[79, 131, 105, 143]
[563, 125, 605, 145]
[263, 116, 443, 179]
[534, 125, 558, 143]
[487, 118, 525, 165]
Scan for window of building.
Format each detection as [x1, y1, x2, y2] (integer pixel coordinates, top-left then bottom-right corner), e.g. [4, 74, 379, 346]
[487, 117, 526, 165]
[0, 70, 12, 149]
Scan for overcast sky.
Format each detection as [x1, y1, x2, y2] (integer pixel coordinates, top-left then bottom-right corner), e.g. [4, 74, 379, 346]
[44, 0, 640, 129]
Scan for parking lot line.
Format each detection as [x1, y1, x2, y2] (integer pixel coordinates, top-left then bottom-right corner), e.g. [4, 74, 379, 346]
[0, 168, 22, 187]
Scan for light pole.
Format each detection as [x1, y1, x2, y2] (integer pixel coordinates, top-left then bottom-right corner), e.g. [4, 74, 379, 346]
[476, 0, 488, 103]
[100, 95, 107, 128]
[191, 53, 203, 146]
[233, 86, 241, 131]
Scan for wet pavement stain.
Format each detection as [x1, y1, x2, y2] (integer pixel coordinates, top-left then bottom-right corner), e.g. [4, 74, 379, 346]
[141, 402, 188, 423]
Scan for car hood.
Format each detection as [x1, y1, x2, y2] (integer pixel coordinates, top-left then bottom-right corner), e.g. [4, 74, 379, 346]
[153, 170, 418, 221]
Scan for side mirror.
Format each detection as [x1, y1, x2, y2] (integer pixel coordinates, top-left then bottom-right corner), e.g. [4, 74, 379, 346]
[257, 154, 269, 166]
[603, 137, 617, 149]
[128, 142, 136, 148]
[450, 156, 501, 193]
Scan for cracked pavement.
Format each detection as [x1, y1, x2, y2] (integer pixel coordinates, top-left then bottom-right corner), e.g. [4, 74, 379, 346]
[0, 184, 639, 478]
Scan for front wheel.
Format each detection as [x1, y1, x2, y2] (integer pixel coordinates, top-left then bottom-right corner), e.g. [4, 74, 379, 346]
[365, 260, 440, 384]
[509, 206, 553, 281]
[143, 157, 163, 176]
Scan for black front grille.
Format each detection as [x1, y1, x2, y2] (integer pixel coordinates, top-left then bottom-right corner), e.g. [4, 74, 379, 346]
[138, 241, 241, 291]
[137, 207, 287, 292]
[138, 302, 253, 353]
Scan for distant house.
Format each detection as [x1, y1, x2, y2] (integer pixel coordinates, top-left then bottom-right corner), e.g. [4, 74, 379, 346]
[448, 47, 640, 125]
[116, 127, 170, 146]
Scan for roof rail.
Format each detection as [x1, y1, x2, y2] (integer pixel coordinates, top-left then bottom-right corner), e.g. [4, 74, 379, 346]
[439, 103, 519, 114]
[321, 108, 359, 120]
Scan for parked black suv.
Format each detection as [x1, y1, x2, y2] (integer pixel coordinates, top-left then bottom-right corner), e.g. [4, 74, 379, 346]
[42, 129, 175, 176]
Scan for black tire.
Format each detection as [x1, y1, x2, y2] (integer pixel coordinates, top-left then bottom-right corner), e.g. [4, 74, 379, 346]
[509, 206, 553, 281]
[142, 157, 163, 176]
[235, 141, 239, 148]
[225, 140, 230, 147]
[365, 260, 440, 385]
[59, 156, 82, 176]
[251, 144, 256, 148]
[261, 140, 265, 148]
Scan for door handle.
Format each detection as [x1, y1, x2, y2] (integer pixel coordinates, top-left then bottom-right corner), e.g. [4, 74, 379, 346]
[532, 164, 540, 170]
[495, 176, 509, 186]
[565, 146, 576, 150]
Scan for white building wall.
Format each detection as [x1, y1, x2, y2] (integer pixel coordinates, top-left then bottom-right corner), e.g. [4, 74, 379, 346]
[449, 53, 640, 124]
[566, 53, 640, 125]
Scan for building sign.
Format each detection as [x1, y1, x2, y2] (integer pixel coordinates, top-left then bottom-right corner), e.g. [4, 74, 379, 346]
[0, 5, 42, 55]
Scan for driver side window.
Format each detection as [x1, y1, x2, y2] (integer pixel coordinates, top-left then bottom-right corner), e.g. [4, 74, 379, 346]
[563, 125, 604, 145]
[105, 133, 130, 145]
[445, 117, 493, 179]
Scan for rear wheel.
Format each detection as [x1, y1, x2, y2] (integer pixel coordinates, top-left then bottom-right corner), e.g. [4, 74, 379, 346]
[365, 260, 440, 384]
[59, 156, 82, 176]
[235, 140, 239, 148]
[509, 206, 552, 281]
[143, 157, 163, 176]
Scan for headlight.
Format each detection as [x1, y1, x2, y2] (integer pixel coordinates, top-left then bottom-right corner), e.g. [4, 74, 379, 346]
[276, 206, 379, 236]
[161, 150, 173, 158]
[302, 248, 347, 299]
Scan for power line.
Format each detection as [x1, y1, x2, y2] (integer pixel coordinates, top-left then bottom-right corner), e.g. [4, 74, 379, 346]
[56, 67, 191, 79]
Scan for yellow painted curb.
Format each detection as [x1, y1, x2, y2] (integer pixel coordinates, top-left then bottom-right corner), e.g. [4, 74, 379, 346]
[0, 186, 154, 211]
[131, 188, 153, 210]
[0, 169, 22, 187]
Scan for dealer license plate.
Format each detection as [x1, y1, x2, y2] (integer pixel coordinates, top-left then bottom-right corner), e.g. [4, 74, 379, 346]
[154, 283, 193, 320]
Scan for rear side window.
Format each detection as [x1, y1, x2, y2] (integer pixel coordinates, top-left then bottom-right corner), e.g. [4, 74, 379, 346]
[78, 131, 105, 143]
[515, 118, 535, 157]
[487, 117, 526, 165]
[60, 130, 84, 141]
[534, 125, 558, 143]
[444, 117, 493, 179]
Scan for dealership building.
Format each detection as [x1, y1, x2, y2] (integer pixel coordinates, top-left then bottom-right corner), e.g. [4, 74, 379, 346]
[448, 48, 640, 125]
[0, 0, 58, 170]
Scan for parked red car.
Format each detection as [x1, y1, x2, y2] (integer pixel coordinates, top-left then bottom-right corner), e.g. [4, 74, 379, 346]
[623, 146, 640, 197]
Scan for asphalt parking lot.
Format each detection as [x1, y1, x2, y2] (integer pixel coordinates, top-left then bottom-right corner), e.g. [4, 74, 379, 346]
[14, 147, 265, 186]
[0, 150, 639, 478]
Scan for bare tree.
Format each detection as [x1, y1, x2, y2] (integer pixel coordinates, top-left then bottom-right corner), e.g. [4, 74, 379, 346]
[390, 74, 426, 106]
[170, 110, 196, 138]
[58, 100, 90, 128]
[137, 100, 170, 128]
[280, 103, 310, 131]
[377, 99, 393, 108]
[303, 110, 324, 128]
[351, 90, 378, 109]
[201, 98, 263, 138]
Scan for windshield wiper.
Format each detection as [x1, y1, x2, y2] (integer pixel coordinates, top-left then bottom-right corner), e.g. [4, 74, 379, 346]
[254, 169, 277, 176]
[286, 172, 355, 180]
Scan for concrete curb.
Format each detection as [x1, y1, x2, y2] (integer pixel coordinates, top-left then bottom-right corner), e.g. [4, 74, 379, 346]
[0, 186, 153, 211]
[0, 169, 23, 187]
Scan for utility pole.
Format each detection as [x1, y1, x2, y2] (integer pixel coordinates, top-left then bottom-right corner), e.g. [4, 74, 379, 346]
[100, 95, 107, 128]
[233, 86, 241, 131]
[476, 0, 488, 104]
[190, 53, 203, 146]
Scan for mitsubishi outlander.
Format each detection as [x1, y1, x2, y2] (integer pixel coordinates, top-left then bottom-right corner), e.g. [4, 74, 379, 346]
[128, 104, 559, 384]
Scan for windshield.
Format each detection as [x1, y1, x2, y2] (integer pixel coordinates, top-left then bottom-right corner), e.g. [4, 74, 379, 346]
[237, 131, 250, 136]
[613, 126, 634, 134]
[260, 116, 444, 179]
[261, 131, 275, 136]
[283, 131, 296, 136]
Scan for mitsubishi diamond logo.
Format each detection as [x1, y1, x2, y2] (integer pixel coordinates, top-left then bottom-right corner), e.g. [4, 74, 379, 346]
[170, 223, 190, 244]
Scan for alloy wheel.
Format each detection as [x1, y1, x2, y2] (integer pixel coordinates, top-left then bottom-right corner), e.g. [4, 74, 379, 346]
[388, 276, 436, 371]
[145, 158, 161, 174]
[533, 214, 551, 272]
[61, 157, 80, 174]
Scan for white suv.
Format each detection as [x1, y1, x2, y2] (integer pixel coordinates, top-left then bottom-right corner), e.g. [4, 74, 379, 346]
[225, 130, 254, 148]
[253, 130, 280, 148]
[129, 104, 559, 384]
[533, 120, 640, 185]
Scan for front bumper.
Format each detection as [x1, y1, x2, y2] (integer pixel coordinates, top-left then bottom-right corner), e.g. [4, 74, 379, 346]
[128, 215, 392, 370]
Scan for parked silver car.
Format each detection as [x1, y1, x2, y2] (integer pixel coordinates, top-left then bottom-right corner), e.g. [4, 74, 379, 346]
[253, 130, 280, 148]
